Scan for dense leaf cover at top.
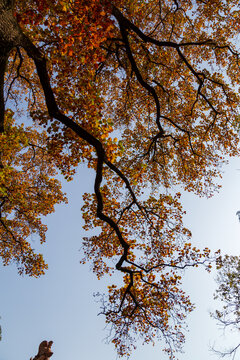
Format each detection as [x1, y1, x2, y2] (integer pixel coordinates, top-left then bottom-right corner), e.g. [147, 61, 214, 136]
[0, 0, 240, 357]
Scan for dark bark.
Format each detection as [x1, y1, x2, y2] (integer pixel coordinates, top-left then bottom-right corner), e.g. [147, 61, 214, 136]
[0, 0, 22, 130]
[0, 0, 134, 297]
[0, 53, 7, 132]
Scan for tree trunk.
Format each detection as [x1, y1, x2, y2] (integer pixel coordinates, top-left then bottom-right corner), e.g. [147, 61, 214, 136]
[0, 0, 23, 129]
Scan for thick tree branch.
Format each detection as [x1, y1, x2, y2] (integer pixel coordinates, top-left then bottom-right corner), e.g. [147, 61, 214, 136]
[20, 32, 135, 276]
[115, 9, 164, 135]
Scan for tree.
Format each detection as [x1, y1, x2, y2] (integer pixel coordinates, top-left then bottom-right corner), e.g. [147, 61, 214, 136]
[212, 255, 240, 359]
[0, 0, 239, 357]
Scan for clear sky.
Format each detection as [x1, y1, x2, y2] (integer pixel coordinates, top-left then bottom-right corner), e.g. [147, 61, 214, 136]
[1, 156, 240, 360]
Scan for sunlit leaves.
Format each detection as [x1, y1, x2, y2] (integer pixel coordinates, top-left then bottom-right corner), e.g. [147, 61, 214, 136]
[0, 110, 67, 276]
[2, 0, 240, 357]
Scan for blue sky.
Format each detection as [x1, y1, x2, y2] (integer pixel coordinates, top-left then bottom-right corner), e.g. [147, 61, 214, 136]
[1, 157, 240, 360]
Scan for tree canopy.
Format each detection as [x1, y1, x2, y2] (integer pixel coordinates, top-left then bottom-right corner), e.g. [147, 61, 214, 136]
[1, 0, 240, 357]
[212, 255, 240, 359]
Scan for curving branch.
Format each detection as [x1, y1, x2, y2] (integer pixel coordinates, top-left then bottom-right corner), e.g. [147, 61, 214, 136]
[116, 14, 165, 135]
[19, 27, 138, 279]
[0, 1, 226, 354]
[112, 5, 238, 159]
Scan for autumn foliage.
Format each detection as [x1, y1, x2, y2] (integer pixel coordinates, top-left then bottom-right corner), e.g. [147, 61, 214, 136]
[1, 0, 240, 357]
